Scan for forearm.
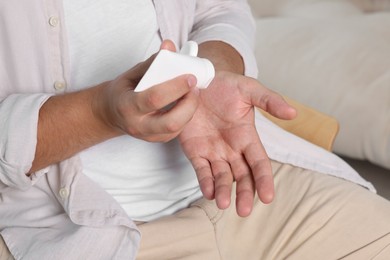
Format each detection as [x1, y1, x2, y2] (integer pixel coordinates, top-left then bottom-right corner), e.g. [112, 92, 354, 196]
[29, 83, 121, 173]
[198, 41, 244, 75]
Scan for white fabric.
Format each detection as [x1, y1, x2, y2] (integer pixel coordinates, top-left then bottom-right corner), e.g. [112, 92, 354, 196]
[249, 0, 390, 169]
[0, 0, 376, 258]
[256, 111, 375, 191]
[64, 0, 161, 90]
[63, 0, 202, 222]
[0, 1, 262, 258]
[63, 0, 375, 222]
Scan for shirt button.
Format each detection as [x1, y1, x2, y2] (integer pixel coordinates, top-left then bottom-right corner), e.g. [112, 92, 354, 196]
[59, 188, 69, 199]
[54, 81, 66, 91]
[49, 16, 59, 27]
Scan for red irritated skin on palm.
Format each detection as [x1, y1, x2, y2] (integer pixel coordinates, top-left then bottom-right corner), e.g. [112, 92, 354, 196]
[179, 40, 297, 217]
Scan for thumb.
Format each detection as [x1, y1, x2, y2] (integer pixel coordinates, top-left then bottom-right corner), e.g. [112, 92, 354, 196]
[249, 79, 297, 120]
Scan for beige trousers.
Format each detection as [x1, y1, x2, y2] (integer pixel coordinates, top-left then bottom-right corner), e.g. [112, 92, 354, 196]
[136, 161, 390, 260]
[1, 161, 390, 259]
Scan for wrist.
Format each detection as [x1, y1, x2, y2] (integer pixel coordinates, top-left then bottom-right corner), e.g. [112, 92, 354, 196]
[198, 41, 244, 75]
[91, 82, 124, 138]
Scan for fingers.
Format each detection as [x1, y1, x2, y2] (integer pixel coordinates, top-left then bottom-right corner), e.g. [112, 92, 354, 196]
[243, 141, 274, 204]
[211, 160, 233, 209]
[135, 74, 197, 114]
[193, 158, 234, 211]
[196, 152, 272, 217]
[189, 136, 273, 217]
[230, 157, 255, 217]
[245, 77, 297, 120]
[191, 157, 215, 200]
[112, 73, 199, 142]
[148, 84, 199, 136]
[125, 74, 199, 140]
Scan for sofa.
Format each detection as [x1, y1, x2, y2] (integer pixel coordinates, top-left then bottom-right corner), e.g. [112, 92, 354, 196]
[248, 0, 390, 199]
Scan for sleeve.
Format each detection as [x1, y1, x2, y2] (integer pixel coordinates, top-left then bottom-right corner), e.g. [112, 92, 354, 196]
[189, 0, 258, 78]
[0, 94, 52, 190]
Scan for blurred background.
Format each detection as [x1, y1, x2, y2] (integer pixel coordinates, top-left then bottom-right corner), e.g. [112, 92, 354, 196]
[248, 0, 390, 199]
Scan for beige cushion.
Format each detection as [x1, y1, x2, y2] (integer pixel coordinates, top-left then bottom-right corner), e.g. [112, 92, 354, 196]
[249, 0, 390, 169]
[259, 96, 339, 152]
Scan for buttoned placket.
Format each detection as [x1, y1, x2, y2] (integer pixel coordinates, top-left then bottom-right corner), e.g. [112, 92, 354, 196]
[45, 0, 67, 94]
[59, 187, 70, 200]
[45, 0, 72, 204]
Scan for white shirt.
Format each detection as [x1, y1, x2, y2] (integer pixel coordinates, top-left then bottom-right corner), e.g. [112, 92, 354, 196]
[0, 1, 374, 258]
[63, 0, 375, 222]
[63, 0, 202, 221]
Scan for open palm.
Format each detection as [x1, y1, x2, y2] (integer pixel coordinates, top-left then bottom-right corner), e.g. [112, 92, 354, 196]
[179, 71, 296, 217]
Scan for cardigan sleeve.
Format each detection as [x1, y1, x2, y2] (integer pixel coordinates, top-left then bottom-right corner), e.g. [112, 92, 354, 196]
[0, 94, 52, 190]
[190, 0, 259, 78]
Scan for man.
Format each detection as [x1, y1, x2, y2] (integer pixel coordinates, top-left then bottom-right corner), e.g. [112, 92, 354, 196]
[1, 1, 390, 259]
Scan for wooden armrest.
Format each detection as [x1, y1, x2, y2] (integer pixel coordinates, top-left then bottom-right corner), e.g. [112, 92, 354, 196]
[259, 96, 339, 151]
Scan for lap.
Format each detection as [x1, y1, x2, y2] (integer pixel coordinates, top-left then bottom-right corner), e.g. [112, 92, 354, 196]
[137, 160, 390, 260]
[2, 161, 389, 259]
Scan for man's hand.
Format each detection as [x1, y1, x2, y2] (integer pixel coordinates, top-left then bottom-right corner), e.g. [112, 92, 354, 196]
[30, 41, 199, 173]
[92, 40, 200, 143]
[179, 71, 296, 217]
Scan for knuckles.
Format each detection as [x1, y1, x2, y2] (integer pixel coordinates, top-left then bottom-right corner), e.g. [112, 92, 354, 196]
[164, 118, 183, 133]
[144, 91, 165, 110]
